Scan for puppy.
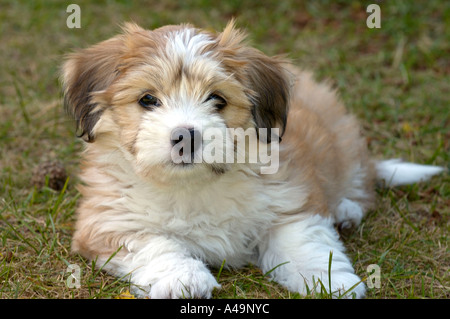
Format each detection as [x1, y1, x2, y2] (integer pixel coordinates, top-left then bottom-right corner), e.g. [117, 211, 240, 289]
[62, 21, 443, 298]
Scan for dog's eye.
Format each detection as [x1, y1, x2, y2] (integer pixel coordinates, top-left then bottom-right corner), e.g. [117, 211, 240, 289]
[139, 94, 161, 109]
[205, 93, 227, 110]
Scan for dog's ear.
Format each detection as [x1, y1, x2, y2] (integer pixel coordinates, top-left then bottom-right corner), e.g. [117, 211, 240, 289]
[245, 54, 290, 143]
[217, 21, 291, 143]
[61, 23, 144, 142]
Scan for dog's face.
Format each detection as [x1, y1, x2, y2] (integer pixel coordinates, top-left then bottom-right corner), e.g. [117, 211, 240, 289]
[62, 22, 290, 181]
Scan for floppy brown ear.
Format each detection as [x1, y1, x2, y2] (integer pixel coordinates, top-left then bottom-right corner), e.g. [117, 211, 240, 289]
[61, 25, 141, 142]
[245, 53, 290, 143]
[217, 21, 291, 143]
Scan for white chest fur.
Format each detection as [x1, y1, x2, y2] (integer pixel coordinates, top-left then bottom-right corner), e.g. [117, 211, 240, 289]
[83, 156, 306, 268]
[119, 169, 277, 267]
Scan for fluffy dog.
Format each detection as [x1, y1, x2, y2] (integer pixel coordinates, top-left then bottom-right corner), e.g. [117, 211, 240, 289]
[62, 21, 443, 298]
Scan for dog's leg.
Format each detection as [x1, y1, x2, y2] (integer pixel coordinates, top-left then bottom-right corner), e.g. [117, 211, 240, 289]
[334, 161, 374, 231]
[97, 236, 220, 299]
[335, 198, 365, 231]
[258, 214, 365, 298]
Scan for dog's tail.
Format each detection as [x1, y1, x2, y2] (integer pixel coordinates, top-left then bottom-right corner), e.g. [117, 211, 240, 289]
[375, 159, 444, 187]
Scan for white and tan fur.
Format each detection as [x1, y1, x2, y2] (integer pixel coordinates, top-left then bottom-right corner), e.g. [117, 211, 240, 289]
[62, 21, 443, 298]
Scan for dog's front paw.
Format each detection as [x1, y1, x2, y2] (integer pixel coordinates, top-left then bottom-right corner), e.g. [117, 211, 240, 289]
[260, 214, 367, 298]
[275, 268, 365, 299]
[306, 271, 366, 299]
[326, 272, 366, 298]
[137, 259, 220, 299]
[149, 268, 220, 299]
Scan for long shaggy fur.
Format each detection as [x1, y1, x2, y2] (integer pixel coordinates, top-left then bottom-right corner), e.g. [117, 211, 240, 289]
[62, 21, 443, 298]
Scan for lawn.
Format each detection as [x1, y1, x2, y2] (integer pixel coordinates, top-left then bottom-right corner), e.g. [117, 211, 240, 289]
[0, 0, 448, 299]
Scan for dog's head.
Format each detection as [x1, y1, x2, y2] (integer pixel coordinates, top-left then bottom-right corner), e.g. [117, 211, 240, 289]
[62, 21, 290, 180]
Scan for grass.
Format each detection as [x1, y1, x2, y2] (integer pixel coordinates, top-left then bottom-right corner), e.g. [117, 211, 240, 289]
[0, 0, 448, 299]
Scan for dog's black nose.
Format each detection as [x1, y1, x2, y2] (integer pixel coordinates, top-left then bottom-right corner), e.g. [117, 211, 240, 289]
[170, 127, 201, 160]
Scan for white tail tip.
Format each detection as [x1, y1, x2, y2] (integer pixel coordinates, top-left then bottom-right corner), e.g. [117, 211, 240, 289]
[375, 159, 445, 187]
